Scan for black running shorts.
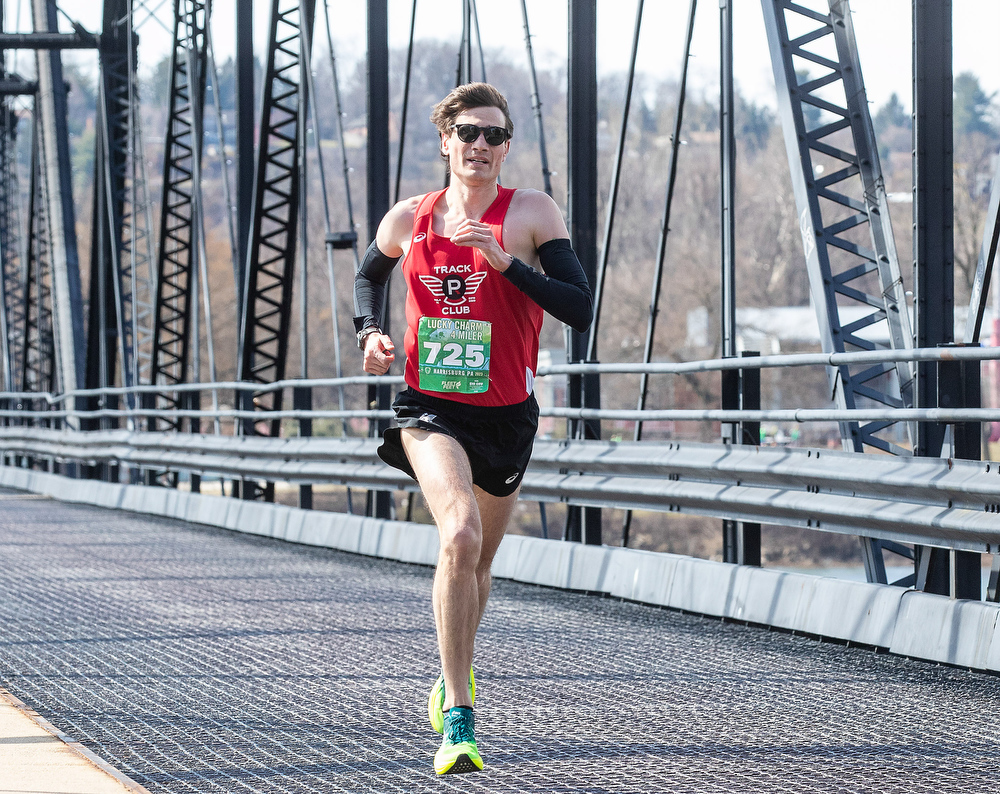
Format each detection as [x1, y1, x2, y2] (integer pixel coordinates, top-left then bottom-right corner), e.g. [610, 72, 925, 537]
[378, 387, 539, 497]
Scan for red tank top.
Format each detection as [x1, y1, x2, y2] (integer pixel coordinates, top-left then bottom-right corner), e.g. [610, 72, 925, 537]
[401, 186, 544, 407]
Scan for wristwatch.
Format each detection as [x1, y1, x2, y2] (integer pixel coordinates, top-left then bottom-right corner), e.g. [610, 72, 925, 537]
[357, 325, 382, 349]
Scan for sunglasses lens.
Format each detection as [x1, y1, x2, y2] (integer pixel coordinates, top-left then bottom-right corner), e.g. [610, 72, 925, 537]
[454, 124, 507, 145]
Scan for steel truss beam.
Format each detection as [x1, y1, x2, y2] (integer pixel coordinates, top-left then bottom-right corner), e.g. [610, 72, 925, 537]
[762, 0, 925, 587]
[22, 117, 56, 399]
[150, 0, 207, 430]
[31, 0, 85, 408]
[762, 0, 915, 455]
[85, 0, 136, 427]
[129, 104, 156, 387]
[237, 0, 311, 441]
[0, 102, 24, 394]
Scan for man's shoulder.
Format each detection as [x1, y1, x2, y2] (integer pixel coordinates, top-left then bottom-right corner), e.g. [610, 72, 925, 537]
[506, 188, 565, 238]
[507, 187, 559, 219]
[392, 193, 429, 217]
[384, 194, 428, 232]
[379, 194, 433, 252]
[508, 186, 552, 205]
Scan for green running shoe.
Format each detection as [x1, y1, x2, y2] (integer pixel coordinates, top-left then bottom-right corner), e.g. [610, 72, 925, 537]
[427, 666, 476, 734]
[434, 706, 483, 775]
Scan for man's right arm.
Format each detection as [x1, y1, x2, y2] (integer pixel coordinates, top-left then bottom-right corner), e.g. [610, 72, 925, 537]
[353, 198, 418, 374]
[352, 199, 415, 333]
[352, 241, 399, 340]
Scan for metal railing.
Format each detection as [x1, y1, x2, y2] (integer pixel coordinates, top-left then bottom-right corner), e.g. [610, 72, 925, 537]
[0, 345, 997, 561]
[1, 345, 999, 425]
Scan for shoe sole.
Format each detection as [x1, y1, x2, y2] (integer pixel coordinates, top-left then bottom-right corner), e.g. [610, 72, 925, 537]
[436, 753, 484, 775]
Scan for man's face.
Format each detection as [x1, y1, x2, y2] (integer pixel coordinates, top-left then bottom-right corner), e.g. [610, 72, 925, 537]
[440, 105, 510, 185]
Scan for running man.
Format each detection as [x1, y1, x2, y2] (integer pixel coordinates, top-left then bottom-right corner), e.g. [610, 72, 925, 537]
[353, 82, 593, 775]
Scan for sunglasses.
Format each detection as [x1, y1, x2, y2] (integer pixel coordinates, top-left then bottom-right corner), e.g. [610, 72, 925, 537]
[450, 123, 511, 146]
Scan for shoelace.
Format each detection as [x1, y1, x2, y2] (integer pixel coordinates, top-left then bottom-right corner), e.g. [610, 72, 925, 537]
[445, 709, 476, 744]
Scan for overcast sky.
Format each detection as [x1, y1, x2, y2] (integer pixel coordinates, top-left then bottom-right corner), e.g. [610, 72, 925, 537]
[13, 1, 1000, 112]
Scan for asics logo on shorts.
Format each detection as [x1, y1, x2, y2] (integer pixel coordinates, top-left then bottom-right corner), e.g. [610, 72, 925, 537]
[505, 473, 519, 485]
[419, 413, 437, 424]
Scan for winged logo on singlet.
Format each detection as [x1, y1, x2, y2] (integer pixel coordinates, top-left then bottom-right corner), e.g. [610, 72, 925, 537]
[418, 272, 488, 306]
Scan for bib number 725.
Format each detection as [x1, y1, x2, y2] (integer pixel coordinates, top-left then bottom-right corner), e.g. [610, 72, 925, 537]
[422, 341, 486, 369]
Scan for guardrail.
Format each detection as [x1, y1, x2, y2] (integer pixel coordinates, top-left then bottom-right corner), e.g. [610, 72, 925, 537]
[1, 426, 998, 556]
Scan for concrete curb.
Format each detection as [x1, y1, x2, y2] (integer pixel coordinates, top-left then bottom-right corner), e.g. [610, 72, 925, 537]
[0, 685, 151, 793]
[3, 466, 999, 673]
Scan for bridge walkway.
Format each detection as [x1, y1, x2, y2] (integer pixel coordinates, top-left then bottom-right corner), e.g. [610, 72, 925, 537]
[0, 488, 997, 793]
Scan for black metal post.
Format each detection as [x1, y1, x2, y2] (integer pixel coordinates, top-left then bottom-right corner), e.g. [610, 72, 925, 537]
[721, 369, 738, 446]
[460, 0, 471, 85]
[912, 0, 954, 591]
[294, 385, 313, 510]
[913, 0, 953, 458]
[564, 0, 600, 545]
[721, 365, 739, 562]
[239, 387, 256, 500]
[188, 388, 201, 494]
[740, 352, 761, 566]
[141, 390, 156, 485]
[722, 351, 761, 566]
[366, 0, 392, 520]
[235, 0, 253, 321]
[923, 347, 980, 599]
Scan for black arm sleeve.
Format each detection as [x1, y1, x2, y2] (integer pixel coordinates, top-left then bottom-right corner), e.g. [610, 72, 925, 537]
[352, 240, 400, 333]
[500, 238, 593, 332]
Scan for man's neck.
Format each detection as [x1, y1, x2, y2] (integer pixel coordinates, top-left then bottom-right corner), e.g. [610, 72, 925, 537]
[444, 179, 500, 218]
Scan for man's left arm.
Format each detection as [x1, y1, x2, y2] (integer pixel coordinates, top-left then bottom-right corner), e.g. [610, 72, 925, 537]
[499, 192, 593, 332]
[500, 239, 593, 332]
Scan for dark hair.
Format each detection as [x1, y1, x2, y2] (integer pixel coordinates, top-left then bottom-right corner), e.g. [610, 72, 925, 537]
[430, 82, 514, 138]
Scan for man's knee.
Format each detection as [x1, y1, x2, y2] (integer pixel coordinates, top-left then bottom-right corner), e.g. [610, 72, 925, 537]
[439, 524, 482, 567]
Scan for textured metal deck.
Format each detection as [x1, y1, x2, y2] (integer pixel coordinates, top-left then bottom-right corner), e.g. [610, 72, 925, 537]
[0, 489, 998, 793]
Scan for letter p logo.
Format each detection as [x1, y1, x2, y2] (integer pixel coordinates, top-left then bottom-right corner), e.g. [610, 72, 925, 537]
[443, 276, 466, 300]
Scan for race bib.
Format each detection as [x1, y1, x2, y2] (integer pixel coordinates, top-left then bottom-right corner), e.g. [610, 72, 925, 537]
[417, 317, 491, 394]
